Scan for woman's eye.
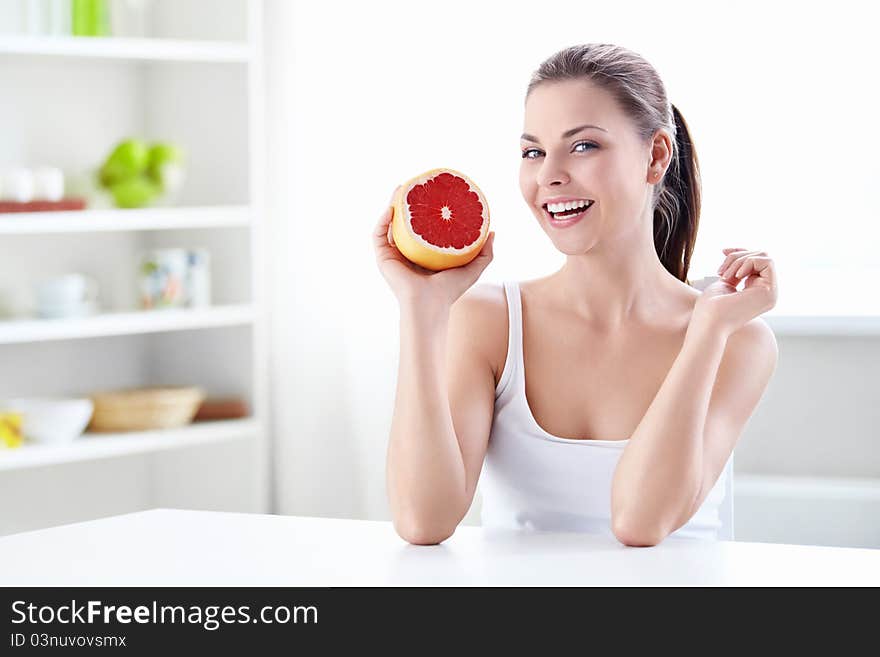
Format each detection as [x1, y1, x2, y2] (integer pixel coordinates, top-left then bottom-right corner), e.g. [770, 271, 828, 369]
[520, 142, 597, 159]
[573, 141, 596, 152]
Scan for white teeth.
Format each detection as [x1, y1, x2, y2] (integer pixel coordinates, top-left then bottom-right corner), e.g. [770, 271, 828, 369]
[547, 199, 592, 213]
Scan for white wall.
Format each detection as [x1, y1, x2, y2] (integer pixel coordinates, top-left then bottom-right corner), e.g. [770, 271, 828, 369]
[265, 0, 880, 548]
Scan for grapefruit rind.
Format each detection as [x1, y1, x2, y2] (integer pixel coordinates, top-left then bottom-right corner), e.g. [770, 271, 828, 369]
[391, 167, 490, 271]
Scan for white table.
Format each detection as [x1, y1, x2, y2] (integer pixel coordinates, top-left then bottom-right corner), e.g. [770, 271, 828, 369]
[1, 509, 877, 586]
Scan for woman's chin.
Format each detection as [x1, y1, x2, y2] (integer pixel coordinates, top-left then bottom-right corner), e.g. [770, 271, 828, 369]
[558, 243, 599, 256]
[541, 221, 600, 252]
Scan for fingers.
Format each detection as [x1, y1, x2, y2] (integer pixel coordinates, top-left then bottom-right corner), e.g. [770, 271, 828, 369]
[440, 232, 495, 279]
[481, 231, 495, 260]
[715, 246, 778, 312]
[373, 188, 435, 274]
[385, 208, 397, 248]
[386, 186, 402, 246]
[476, 231, 495, 260]
[735, 255, 771, 279]
[373, 185, 403, 253]
[718, 250, 773, 285]
[718, 248, 766, 280]
[463, 231, 495, 273]
[717, 248, 749, 275]
[372, 205, 394, 251]
[373, 212, 403, 271]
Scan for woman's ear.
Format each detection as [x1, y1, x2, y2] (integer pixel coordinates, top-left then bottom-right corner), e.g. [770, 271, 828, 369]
[648, 129, 674, 180]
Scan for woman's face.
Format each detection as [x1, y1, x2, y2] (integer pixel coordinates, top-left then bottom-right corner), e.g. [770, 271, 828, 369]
[519, 79, 656, 254]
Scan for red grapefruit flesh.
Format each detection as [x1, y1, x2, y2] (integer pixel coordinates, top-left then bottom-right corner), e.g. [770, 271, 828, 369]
[391, 168, 490, 271]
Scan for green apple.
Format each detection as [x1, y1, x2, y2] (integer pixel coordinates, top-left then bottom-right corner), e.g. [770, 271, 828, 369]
[109, 177, 159, 208]
[99, 139, 149, 188]
[147, 142, 185, 192]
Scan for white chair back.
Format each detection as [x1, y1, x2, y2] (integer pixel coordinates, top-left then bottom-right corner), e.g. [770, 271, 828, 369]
[718, 452, 735, 541]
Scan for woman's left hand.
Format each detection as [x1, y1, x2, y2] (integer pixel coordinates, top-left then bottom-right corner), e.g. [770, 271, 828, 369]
[691, 248, 778, 337]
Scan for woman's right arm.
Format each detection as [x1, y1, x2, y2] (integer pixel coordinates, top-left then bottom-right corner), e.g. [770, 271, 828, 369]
[387, 291, 498, 545]
[373, 189, 496, 544]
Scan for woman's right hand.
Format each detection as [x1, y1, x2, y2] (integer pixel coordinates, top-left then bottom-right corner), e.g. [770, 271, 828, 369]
[373, 186, 496, 310]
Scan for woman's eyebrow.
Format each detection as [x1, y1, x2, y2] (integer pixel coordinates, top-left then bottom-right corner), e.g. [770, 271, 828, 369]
[520, 124, 608, 143]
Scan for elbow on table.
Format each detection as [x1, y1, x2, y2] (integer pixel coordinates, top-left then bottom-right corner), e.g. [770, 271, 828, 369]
[611, 516, 667, 548]
[393, 518, 457, 546]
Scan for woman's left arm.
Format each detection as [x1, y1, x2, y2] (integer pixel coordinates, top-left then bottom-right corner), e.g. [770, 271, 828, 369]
[611, 248, 780, 546]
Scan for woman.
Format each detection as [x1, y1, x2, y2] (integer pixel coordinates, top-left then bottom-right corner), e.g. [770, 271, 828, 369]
[373, 43, 778, 547]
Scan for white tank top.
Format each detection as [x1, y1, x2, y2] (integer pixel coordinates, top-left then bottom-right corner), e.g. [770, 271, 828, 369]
[478, 281, 732, 540]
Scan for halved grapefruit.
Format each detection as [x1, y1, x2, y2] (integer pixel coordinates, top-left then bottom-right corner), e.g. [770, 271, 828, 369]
[391, 168, 490, 271]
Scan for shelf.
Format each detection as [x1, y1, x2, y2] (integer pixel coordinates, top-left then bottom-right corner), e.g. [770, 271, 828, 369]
[0, 35, 252, 63]
[0, 418, 259, 471]
[0, 206, 251, 234]
[736, 473, 880, 501]
[0, 305, 254, 344]
[764, 315, 880, 337]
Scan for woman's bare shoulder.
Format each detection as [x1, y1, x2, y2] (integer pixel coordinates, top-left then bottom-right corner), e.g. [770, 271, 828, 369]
[453, 282, 509, 340]
[451, 282, 510, 382]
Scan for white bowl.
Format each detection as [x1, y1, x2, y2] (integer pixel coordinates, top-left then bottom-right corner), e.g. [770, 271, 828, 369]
[0, 398, 93, 444]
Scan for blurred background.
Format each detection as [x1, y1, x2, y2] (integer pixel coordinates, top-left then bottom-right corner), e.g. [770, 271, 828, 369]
[0, 0, 877, 550]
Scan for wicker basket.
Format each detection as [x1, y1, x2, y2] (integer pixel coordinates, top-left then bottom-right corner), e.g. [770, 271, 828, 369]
[88, 386, 206, 432]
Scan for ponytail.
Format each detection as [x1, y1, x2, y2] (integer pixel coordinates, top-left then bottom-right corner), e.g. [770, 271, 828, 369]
[653, 104, 702, 284]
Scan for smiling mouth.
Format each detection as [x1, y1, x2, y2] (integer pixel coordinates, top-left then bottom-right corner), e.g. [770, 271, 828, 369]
[542, 200, 595, 221]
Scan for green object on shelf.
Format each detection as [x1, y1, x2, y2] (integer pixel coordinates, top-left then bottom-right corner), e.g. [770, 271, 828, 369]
[99, 139, 149, 187]
[97, 138, 185, 208]
[147, 143, 185, 192]
[109, 177, 159, 209]
[72, 0, 110, 37]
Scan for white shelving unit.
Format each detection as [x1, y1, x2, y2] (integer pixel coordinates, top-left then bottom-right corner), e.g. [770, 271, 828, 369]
[0, 1, 269, 527]
[0, 206, 251, 233]
[0, 34, 253, 62]
[0, 419, 259, 471]
[0, 304, 254, 344]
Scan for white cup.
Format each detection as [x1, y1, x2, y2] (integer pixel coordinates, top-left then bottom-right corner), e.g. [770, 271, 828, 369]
[185, 248, 211, 307]
[1, 168, 35, 203]
[32, 167, 65, 201]
[139, 249, 189, 309]
[35, 274, 99, 318]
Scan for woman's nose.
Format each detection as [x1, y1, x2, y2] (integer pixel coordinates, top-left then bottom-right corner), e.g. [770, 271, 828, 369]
[536, 158, 570, 187]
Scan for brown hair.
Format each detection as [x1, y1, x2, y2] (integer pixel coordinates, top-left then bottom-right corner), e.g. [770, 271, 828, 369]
[526, 44, 701, 284]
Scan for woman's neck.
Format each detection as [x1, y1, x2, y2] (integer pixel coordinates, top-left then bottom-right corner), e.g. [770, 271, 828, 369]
[549, 231, 688, 330]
